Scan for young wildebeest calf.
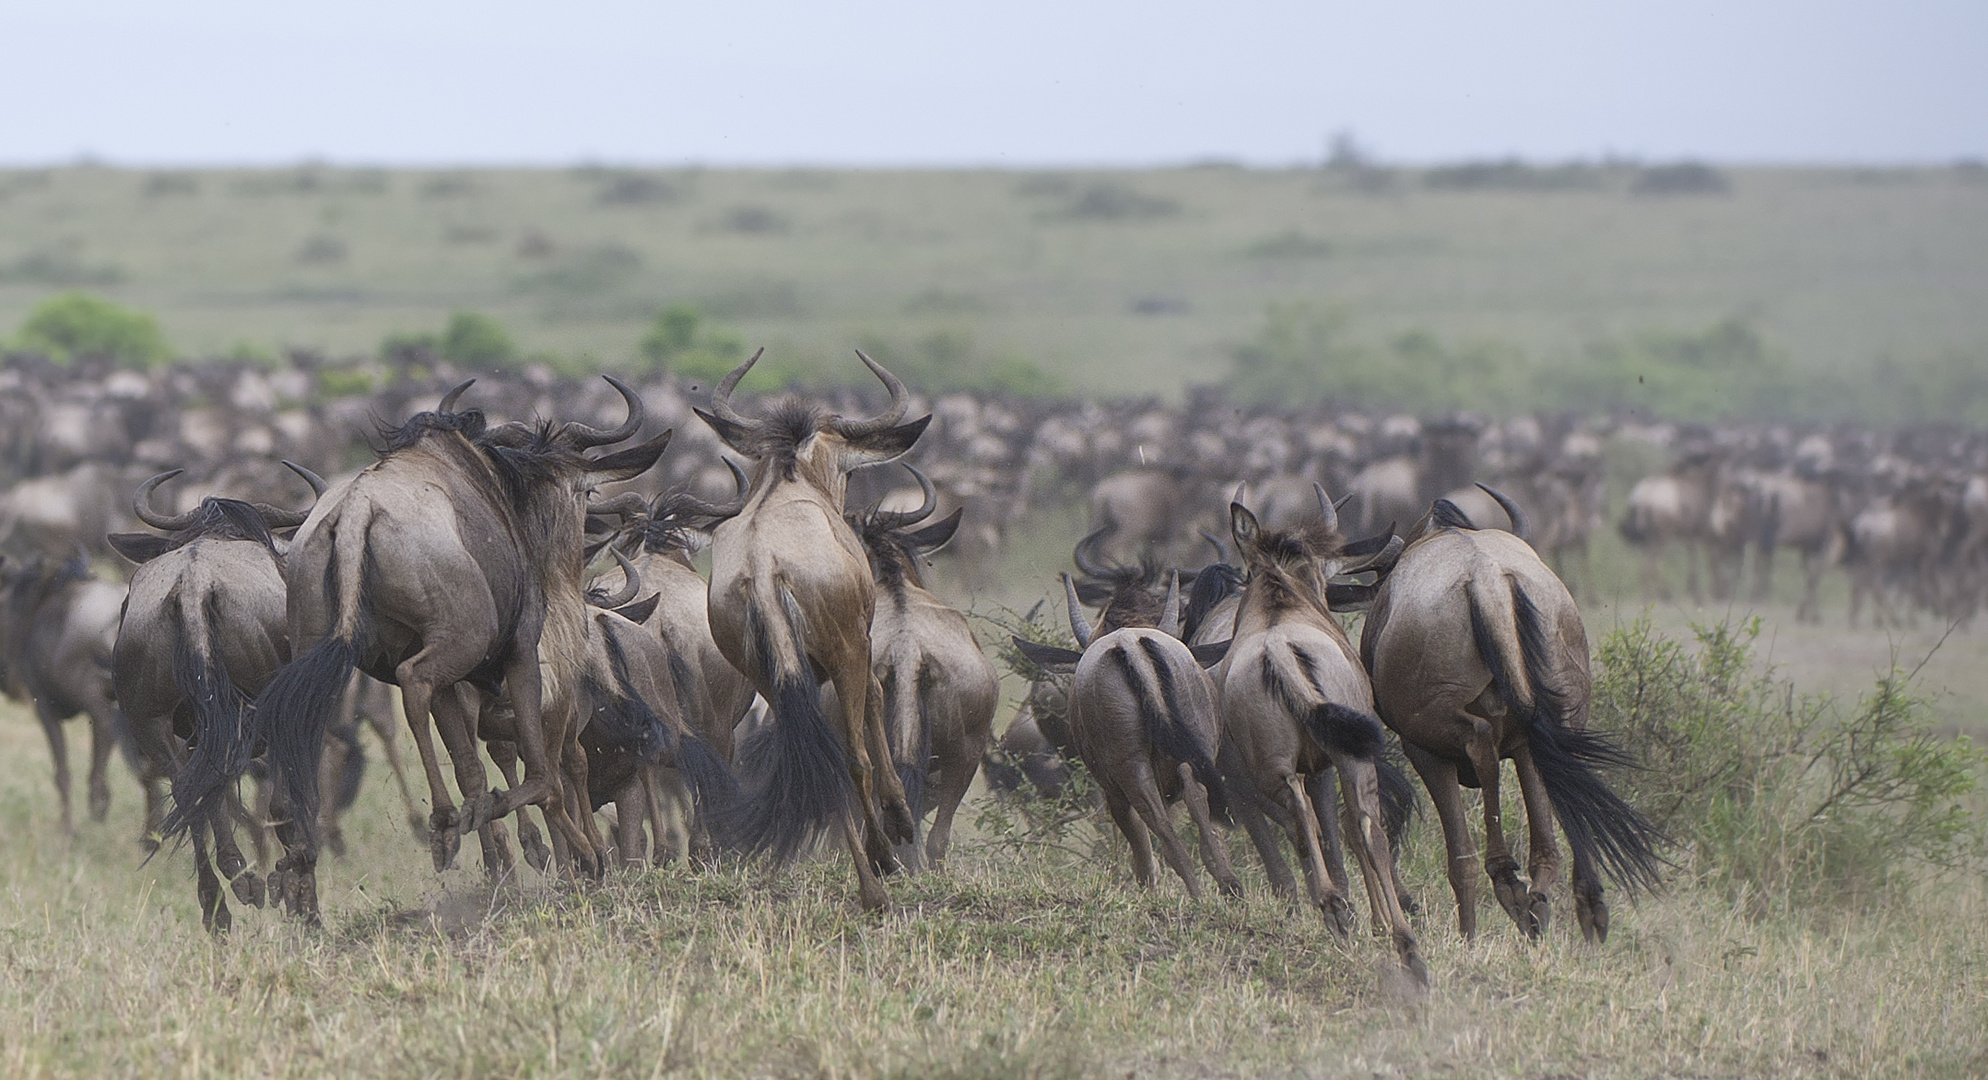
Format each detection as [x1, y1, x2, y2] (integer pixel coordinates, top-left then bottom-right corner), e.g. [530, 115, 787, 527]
[1218, 488, 1425, 982]
[1364, 488, 1664, 943]
[0, 552, 139, 835]
[108, 465, 322, 930]
[846, 465, 998, 870]
[1019, 568, 1239, 899]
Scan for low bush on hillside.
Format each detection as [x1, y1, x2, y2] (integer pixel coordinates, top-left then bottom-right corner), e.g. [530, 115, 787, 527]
[14, 291, 169, 367]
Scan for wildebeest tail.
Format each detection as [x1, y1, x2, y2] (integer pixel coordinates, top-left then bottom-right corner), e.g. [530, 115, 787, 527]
[598, 625, 738, 822]
[593, 628, 668, 761]
[329, 720, 367, 814]
[1116, 636, 1228, 816]
[1469, 576, 1666, 894]
[1377, 751, 1418, 850]
[718, 586, 852, 862]
[159, 591, 253, 840]
[1302, 702, 1416, 848]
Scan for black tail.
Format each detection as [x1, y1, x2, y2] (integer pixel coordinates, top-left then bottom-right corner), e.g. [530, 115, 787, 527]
[1472, 579, 1667, 894]
[256, 633, 361, 848]
[599, 625, 739, 824]
[1116, 636, 1228, 816]
[159, 593, 253, 840]
[717, 595, 853, 863]
[595, 630, 670, 762]
[1304, 703, 1416, 848]
[330, 720, 367, 814]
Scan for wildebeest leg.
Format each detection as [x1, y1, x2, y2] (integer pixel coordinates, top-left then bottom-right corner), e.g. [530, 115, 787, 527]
[212, 794, 263, 909]
[1101, 784, 1157, 888]
[558, 725, 608, 875]
[1334, 756, 1427, 982]
[613, 779, 647, 866]
[1569, 841, 1609, 944]
[1404, 742, 1479, 938]
[1307, 770, 1353, 899]
[1685, 540, 1704, 601]
[488, 651, 596, 880]
[1640, 541, 1667, 601]
[38, 707, 75, 834]
[839, 805, 891, 912]
[314, 724, 352, 858]
[1797, 550, 1820, 624]
[860, 668, 916, 847]
[395, 673, 463, 872]
[1230, 777, 1299, 900]
[1512, 745, 1561, 935]
[1126, 764, 1204, 900]
[192, 820, 230, 934]
[829, 663, 904, 881]
[488, 740, 550, 873]
[1273, 770, 1353, 935]
[923, 691, 985, 869]
[1463, 716, 1535, 939]
[85, 708, 116, 823]
[431, 686, 513, 877]
[358, 679, 427, 840]
[1182, 763, 1242, 897]
[650, 767, 693, 864]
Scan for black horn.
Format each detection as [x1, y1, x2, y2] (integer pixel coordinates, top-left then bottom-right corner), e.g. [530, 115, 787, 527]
[1477, 483, 1531, 542]
[706, 348, 763, 428]
[832, 349, 911, 438]
[872, 464, 938, 529]
[1072, 523, 1116, 579]
[1313, 482, 1340, 533]
[437, 377, 475, 413]
[282, 460, 329, 497]
[591, 548, 643, 608]
[565, 375, 645, 449]
[133, 470, 198, 531]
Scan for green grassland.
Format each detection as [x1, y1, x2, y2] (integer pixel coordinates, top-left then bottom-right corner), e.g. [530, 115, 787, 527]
[4, 163, 1987, 408]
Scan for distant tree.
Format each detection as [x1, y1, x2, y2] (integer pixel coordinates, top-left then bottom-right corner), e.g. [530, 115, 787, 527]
[15, 291, 171, 368]
[638, 303, 748, 383]
[439, 311, 518, 367]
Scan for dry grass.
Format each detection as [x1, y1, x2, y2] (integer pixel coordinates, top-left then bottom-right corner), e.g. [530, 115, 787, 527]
[0, 684, 1981, 1078]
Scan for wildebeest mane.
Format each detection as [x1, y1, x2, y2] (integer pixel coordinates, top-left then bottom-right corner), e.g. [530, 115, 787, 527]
[756, 398, 825, 478]
[373, 406, 489, 454]
[139, 498, 279, 556]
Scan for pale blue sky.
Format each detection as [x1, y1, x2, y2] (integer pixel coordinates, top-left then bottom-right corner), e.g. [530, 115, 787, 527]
[4, 1, 1983, 166]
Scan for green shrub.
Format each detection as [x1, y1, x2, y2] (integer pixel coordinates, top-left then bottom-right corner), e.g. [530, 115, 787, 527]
[439, 312, 517, 368]
[15, 292, 170, 367]
[636, 303, 756, 385]
[1595, 616, 1982, 911]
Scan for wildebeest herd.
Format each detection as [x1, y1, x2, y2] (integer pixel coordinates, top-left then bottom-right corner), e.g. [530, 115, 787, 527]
[1, 347, 1982, 982]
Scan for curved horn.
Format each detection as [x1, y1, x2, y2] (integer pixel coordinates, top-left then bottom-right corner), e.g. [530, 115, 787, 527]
[1158, 570, 1182, 639]
[707, 348, 763, 427]
[1061, 572, 1094, 650]
[588, 492, 651, 520]
[1477, 483, 1531, 542]
[437, 377, 476, 413]
[564, 375, 645, 449]
[282, 460, 328, 496]
[872, 463, 938, 529]
[1313, 482, 1340, 533]
[1201, 531, 1230, 565]
[832, 349, 911, 438]
[1334, 491, 1354, 513]
[133, 470, 198, 531]
[1072, 523, 1115, 578]
[592, 547, 643, 608]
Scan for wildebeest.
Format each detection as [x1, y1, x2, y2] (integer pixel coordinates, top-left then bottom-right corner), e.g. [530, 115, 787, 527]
[0, 552, 135, 835]
[1018, 565, 1240, 900]
[1363, 488, 1663, 942]
[164, 376, 672, 920]
[106, 464, 322, 930]
[1619, 450, 1720, 600]
[1217, 488, 1425, 981]
[696, 349, 928, 910]
[846, 465, 999, 869]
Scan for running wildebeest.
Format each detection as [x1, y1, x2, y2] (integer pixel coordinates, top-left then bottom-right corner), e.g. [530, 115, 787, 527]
[695, 349, 928, 910]
[1363, 486, 1664, 942]
[163, 376, 672, 920]
[107, 464, 324, 930]
[0, 551, 136, 835]
[1217, 486, 1425, 981]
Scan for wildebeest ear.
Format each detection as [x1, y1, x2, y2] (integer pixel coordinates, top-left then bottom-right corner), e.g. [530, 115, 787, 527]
[1074, 580, 1114, 606]
[1325, 582, 1378, 611]
[1013, 637, 1082, 674]
[1430, 498, 1476, 531]
[588, 429, 673, 483]
[693, 407, 757, 455]
[613, 593, 661, 625]
[1188, 639, 1232, 667]
[1230, 502, 1259, 547]
[107, 532, 173, 565]
[904, 507, 963, 553]
[840, 415, 933, 467]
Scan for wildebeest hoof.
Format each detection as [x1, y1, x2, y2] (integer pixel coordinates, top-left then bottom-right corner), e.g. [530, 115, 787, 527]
[1526, 892, 1552, 938]
[89, 789, 111, 822]
[1399, 951, 1431, 991]
[407, 813, 431, 842]
[431, 826, 462, 872]
[1216, 876, 1244, 900]
[882, 800, 917, 846]
[459, 792, 496, 835]
[1321, 895, 1357, 940]
[520, 823, 552, 873]
[325, 828, 347, 859]
[205, 900, 232, 935]
[231, 870, 266, 909]
[1577, 894, 1610, 944]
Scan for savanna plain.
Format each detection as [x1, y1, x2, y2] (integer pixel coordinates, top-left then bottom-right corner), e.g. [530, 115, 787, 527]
[0, 163, 1985, 1078]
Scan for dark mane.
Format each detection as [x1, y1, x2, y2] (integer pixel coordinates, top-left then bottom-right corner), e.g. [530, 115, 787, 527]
[758, 398, 825, 477]
[373, 407, 489, 455]
[1241, 519, 1347, 613]
[852, 515, 924, 593]
[154, 499, 280, 555]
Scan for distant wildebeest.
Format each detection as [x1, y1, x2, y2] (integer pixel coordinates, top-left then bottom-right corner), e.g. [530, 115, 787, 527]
[164, 376, 671, 920]
[1364, 488, 1664, 942]
[107, 464, 323, 930]
[1017, 557, 1240, 900]
[844, 465, 999, 870]
[1619, 451, 1720, 600]
[0, 552, 136, 835]
[1216, 487, 1425, 981]
[695, 349, 928, 910]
